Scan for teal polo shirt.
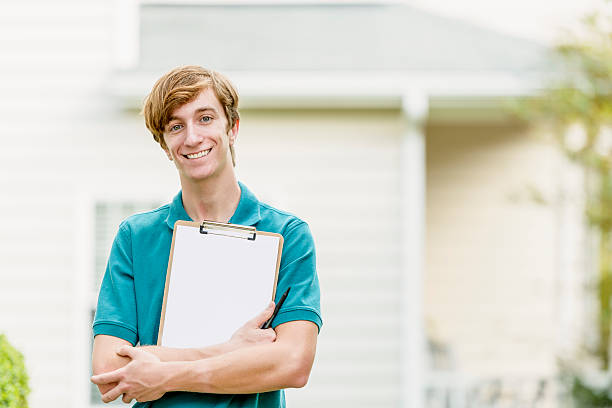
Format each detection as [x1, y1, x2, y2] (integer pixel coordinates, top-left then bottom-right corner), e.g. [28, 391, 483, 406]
[93, 182, 322, 408]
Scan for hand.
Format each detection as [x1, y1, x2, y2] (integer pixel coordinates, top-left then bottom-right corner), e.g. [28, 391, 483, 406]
[229, 302, 277, 348]
[91, 346, 167, 404]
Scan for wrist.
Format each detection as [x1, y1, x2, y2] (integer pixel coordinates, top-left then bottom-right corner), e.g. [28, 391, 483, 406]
[161, 361, 180, 392]
[164, 360, 211, 393]
[198, 342, 236, 359]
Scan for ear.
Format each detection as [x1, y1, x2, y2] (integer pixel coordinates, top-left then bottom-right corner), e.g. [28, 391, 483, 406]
[228, 119, 239, 146]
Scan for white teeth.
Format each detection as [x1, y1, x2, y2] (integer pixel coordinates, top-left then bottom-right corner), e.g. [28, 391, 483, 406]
[186, 149, 211, 159]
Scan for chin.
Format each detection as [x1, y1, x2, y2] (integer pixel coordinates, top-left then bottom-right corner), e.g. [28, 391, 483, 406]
[186, 168, 218, 181]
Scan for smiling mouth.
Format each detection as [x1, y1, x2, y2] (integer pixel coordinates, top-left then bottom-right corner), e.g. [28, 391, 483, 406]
[184, 149, 212, 159]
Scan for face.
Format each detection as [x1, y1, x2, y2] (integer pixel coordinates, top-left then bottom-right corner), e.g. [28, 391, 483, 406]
[162, 88, 238, 183]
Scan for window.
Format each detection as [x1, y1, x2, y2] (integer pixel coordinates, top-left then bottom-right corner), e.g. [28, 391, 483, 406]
[89, 200, 161, 406]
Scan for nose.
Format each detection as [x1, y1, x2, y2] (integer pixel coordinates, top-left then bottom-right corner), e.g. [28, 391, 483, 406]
[184, 124, 201, 146]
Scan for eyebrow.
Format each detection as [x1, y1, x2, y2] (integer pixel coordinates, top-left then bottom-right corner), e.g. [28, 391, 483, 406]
[168, 106, 218, 123]
[195, 107, 218, 114]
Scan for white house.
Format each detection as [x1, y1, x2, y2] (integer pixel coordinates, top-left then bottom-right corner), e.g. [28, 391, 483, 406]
[0, 1, 578, 407]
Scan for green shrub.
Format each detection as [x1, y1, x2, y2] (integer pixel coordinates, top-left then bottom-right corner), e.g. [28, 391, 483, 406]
[0, 334, 29, 408]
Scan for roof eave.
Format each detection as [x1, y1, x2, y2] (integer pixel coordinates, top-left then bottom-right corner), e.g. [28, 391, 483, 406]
[107, 69, 551, 122]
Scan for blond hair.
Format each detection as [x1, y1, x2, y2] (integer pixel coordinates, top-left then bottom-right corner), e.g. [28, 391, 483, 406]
[142, 65, 240, 166]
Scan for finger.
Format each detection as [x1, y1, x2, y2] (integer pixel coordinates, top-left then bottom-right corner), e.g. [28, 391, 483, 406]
[135, 391, 151, 402]
[264, 328, 277, 341]
[101, 384, 125, 403]
[91, 369, 122, 385]
[251, 301, 275, 326]
[122, 393, 133, 404]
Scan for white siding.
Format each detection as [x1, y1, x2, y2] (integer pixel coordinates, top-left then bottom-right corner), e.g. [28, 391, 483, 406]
[0, 2, 563, 407]
[0, 9, 408, 401]
[0, 2, 112, 407]
[237, 109, 404, 407]
[0, 2, 175, 407]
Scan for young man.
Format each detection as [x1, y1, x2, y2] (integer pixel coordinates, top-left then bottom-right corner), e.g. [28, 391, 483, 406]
[91, 66, 322, 407]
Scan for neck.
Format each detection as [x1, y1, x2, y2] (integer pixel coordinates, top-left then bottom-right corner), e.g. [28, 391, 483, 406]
[180, 166, 241, 223]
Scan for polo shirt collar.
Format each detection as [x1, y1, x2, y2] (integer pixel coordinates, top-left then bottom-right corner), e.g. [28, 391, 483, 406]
[165, 191, 192, 229]
[165, 181, 261, 230]
[229, 181, 261, 226]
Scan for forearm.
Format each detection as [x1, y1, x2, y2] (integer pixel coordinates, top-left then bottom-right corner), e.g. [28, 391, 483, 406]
[164, 341, 310, 394]
[90, 322, 318, 402]
[139, 342, 238, 362]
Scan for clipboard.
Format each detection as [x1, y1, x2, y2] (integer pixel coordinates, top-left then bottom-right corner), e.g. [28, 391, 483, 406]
[157, 220, 284, 348]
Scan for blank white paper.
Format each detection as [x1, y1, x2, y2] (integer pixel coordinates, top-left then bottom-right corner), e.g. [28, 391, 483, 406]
[160, 225, 280, 348]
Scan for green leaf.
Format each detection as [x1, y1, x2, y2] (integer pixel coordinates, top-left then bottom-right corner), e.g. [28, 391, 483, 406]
[0, 334, 30, 408]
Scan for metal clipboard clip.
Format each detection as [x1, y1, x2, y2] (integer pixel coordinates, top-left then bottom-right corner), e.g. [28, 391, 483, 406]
[199, 220, 257, 241]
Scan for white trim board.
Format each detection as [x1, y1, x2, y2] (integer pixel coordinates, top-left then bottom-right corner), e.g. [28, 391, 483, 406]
[108, 70, 539, 124]
[108, 70, 547, 109]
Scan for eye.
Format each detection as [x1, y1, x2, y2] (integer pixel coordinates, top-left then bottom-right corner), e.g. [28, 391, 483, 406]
[169, 124, 182, 132]
[200, 116, 212, 123]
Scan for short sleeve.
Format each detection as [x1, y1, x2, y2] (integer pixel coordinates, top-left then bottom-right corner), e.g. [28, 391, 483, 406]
[93, 222, 139, 345]
[272, 221, 322, 331]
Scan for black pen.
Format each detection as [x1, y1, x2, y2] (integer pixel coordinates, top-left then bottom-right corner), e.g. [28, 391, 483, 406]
[261, 287, 291, 329]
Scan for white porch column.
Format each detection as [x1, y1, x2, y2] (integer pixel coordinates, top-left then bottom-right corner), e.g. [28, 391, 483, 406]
[556, 157, 587, 356]
[400, 92, 428, 408]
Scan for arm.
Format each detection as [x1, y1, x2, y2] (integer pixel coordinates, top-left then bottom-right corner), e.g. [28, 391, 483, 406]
[91, 334, 206, 381]
[92, 302, 277, 401]
[138, 344, 228, 362]
[140, 302, 277, 362]
[168, 320, 318, 394]
[92, 320, 318, 402]
[92, 335, 133, 395]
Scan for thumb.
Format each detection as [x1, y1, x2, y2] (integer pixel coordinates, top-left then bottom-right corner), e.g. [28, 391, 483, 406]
[116, 345, 139, 359]
[252, 301, 275, 326]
